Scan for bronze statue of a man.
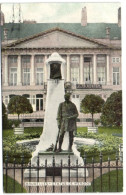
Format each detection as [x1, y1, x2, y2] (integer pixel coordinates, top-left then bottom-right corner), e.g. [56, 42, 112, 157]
[56, 93, 78, 152]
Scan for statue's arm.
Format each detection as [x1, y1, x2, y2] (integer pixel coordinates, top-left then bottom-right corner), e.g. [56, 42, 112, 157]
[68, 104, 79, 119]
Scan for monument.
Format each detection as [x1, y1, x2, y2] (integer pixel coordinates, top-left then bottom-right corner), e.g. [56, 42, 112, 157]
[24, 52, 88, 177]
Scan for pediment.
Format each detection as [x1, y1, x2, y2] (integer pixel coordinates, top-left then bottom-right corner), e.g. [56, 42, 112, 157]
[4, 28, 110, 49]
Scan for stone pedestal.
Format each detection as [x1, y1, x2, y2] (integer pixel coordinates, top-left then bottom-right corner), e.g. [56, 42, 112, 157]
[88, 127, 98, 133]
[14, 127, 24, 135]
[24, 150, 88, 178]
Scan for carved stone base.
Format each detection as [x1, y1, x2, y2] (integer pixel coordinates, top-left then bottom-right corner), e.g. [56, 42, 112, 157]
[24, 151, 88, 178]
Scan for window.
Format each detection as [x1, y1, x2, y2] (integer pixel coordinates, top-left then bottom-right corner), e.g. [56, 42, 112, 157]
[112, 57, 120, 63]
[10, 68, 17, 86]
[113, 67, 120, 85]
[23, 68, 30, 85]
[84, 67, 92, 83]
[22, 56, 30, 63]
[36, 68, 44, 85]
[71, 56, 79, 64]
[97, 67, 105, 84]
[84, 57, 92, 62]
[35, 55, 44, 63]
[9, 56, 17, 63]
[71, 68, 79, 84]
[97, 56, 106, 64]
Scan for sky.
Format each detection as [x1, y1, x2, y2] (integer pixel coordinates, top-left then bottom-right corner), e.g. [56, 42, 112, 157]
[1, 2, 121, 23]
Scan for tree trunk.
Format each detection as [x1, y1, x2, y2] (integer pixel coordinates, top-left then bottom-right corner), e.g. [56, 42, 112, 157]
[18, 114, 20, 121]
[91, 113, 93, 127]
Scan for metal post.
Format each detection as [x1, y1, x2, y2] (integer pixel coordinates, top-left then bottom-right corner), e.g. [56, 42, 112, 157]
[99, 152, 103, 192]
[92, 157, 95, 192]
[116, 151, 119, 192]
[84, 152, 86, 192]
[45, 159, 47, 193]
[21, 155, 24, 193]
[53, 155, 55, 192]
[5, 155, 8, 193]
[61, 159, 63, 193]
[13, 158, 16, 193]
[76, 159, 78, 192]
[29, 159, 31, 193]
[68, 155, 70, 192]
[108, 157, 110, 192]
[37, 155, 39, 193]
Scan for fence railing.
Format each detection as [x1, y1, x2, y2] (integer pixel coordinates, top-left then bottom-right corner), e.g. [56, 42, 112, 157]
[3, 153, 123, 193]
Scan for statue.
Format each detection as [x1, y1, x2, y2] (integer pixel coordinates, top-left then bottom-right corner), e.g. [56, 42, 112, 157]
[55, 93, 78, 152]
[50, 63, 62, 79]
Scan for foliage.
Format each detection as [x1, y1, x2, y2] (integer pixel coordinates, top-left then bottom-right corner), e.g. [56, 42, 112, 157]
[3, 127, 43, 163]
[3, 175, 27, 193]
[2, 102, 8, 129]
[94, 119, 101, 126]
[6, 119, 21, 129]
[81, 94, 104, 126]
[77, 131, 122, 162]
[85, 170, 123, 192]
[101, 90, 122, 127]
[8, 95, 33, 120]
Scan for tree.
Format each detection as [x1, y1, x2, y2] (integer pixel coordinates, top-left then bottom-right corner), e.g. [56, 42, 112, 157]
[8, 95, 33, 120]
[81, 94, 105, 127]
[101, 90, 122, 127]
[2, 102, 8, 129]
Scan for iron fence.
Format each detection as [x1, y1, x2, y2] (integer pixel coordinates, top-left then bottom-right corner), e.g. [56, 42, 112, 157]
[3, 153, 123, 193]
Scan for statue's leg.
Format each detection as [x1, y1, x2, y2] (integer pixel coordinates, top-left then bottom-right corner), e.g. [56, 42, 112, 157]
[69, 131, 74, 151]
[57, 131, 65, 152]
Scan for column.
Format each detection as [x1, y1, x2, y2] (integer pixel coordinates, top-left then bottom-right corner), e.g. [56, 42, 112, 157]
[17, 55, 22, 85]
[80, 54, 84, 84]
[67, 54, 70, 82]
[4, 55, 8, 86]
[44, 55, 47, 82]
[107, 55, 110, 85]
[93, 54, 97, 84]
[31, 54, 35, 85]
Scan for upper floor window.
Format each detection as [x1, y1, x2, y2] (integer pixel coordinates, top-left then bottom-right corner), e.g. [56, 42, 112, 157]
[97, 67, 106, 85]
[36, 68, 44, 85]
[84, 57, 92, 63]
[8, 56, 17, 63]
[22, 56, 30, 63]
[70, 56, 79, 64]
[23, 68, 30, 85]
[97, 56, 106, 64]
[71, 68, 79, 84]
[112, 57, 120, 63]
[84, 67, 93, 84]
[113, 67, 120, 85]
[9, 68, 17, 86]
[35, 55, 44, 63]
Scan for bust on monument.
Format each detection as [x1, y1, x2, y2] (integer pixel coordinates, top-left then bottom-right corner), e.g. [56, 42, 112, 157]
[55, 93, 78, 152]
[50, 63, 62, 79]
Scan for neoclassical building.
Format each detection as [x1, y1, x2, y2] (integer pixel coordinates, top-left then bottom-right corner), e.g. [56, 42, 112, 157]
[1, 7, 121, 124]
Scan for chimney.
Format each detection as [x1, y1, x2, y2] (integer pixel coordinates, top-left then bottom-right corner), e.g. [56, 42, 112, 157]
[118, 7, 121, 27]
[81, 7, 87, 26]
[106, 27, 111, 39]
[4, 28, 8, 41]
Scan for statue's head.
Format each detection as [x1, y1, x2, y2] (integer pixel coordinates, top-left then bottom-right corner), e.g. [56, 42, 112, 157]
[64, 93, 71, 102]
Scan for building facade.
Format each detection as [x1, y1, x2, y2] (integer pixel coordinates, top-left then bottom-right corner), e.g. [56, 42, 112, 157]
[1, 7, 121, 123]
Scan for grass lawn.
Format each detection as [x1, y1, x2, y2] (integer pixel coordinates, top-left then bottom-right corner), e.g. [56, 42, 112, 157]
[3, 175, 27, 193]
[3, 127, 43, 138]
[77, 126, 122, 136]
[86, 169, 123, 192]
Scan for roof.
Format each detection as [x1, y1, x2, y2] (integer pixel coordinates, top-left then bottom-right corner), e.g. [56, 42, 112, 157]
[1, 23, 121, 41]
[3, 27, 112, 49]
